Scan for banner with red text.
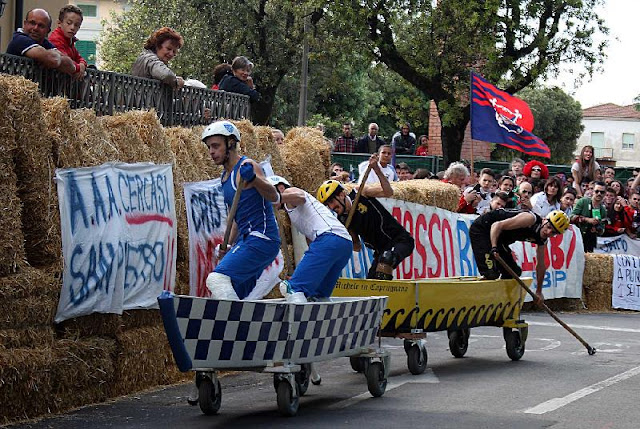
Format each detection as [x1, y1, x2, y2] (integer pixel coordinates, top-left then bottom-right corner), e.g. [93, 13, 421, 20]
[184, 177, 283, 298]
[333, 199, 584, 301]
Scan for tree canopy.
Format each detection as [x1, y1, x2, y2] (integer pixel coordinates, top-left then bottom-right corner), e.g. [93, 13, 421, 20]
[324, 0, 608, 165]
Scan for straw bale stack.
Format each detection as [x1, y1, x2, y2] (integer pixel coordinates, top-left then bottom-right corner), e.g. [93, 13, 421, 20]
[281, 127, 331, 194]
[583, 253, 614, 284]
[174, 259, 191, 295]
[0, 129, 24, 275]
[390, 180, 460, 212]
[121, 309, 162, 330]
[110, 326, 189, 396]
[40, 97, 71, 166]
[58, 108, 119, 167]
[0, 267, 60, 329]
[1, 75, 56, 267]
[57, 313, 123, 339]
[0, 327, 55, 349]
[114, 110, 175, 165]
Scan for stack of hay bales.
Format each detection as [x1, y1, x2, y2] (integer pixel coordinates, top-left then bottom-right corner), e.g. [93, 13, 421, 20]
[390, 180, 459, 212]
[280, 127, 330, 194]
[582, 253, 614, 311]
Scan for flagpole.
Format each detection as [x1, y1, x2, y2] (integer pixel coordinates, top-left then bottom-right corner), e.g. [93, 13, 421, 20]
[469, 69, 475, 177]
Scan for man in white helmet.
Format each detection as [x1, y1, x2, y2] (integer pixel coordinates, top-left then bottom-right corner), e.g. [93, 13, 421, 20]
[267, 176, 352, 303]
[201, 120, 281, 300]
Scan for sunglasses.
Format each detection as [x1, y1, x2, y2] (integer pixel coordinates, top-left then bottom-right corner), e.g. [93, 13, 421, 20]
[531, 167, 542, 172]
[520, 190, 532, 195]
[594, 190, 605, 194]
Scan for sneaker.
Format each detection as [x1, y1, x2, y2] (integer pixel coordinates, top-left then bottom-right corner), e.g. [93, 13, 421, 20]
[286, 291, 308, 304]
[279, 280, 292, 297]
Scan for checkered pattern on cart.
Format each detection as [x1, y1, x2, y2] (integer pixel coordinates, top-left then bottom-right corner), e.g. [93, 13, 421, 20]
[172, 296, 387, 368]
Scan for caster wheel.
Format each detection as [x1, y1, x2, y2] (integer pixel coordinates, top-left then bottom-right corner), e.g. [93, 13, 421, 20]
[365, 362, 387, 397]
[295, 364, 311, 396]
[448, 329, 469, 358]
[407, 345, 428, 375]
[276, 380, 299, 417]
[198, 378, 221, 415]
[349, 356, 367, 373]
[504, 328, 525, 361]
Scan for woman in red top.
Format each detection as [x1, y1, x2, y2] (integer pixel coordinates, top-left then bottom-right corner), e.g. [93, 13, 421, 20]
[415, 135, 428, 156]
[604, 197, 634, 236]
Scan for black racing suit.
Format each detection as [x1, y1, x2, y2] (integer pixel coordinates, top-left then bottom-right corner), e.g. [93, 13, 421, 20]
[346, 190, 415, 279]
[469, 209, 546, 280]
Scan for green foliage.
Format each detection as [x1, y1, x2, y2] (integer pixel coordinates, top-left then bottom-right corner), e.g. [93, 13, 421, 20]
[492, 87, 583, 164]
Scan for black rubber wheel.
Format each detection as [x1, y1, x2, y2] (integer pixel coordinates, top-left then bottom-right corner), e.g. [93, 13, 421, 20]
[295, 364, 311, 396]
[349, 356, 366, 373]
[366, 362, 387, 397]
[198, 378, 221, 415]
[505, 329, 525, 361]
[448, 329, 469, 358]
[403, 339, 413, 354]
[276, 381, 299, 417]
[407, 345, 428, 375]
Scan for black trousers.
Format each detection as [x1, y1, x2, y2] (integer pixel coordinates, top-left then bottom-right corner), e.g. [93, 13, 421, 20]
[367, 234, 415, 279]
[470, 233, 522, 280]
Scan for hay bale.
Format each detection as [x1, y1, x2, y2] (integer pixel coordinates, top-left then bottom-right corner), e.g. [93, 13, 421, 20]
[58, 108, 120, 167]
[40, 97, 72, 166]
[0, 266, 60, 300]
[100, 114, 151, 163]
[0, 150, 24, 276]
[0, 75, 56, 267]
[0, 346, 54, 423]
[389, 180, 460, 212]
[114, 110, 175, 165]
[121, 309, 162, 330]
[174, 259, 190, 295]
[57, 313, 123, 339]
[0, 327, 55, 349]
[1, 295, 58, 328]
[583, 254, 614, 284]
[584, 281, 612, 312]
[110, 326, 189, 396]
[50, 337, 116, 410]
[281, 127, 331, 194]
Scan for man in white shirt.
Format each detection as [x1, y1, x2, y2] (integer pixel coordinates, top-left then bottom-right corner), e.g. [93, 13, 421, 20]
[358, 144, 398, 185]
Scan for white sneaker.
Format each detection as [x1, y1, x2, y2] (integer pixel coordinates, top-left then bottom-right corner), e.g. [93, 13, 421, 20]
[286, 291, 308, 304]
[279, 280, 291, 297]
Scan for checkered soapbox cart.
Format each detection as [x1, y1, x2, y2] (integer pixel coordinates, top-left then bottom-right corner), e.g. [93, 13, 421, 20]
[158, 293, 389, 416]
[332, 276, 531, 375]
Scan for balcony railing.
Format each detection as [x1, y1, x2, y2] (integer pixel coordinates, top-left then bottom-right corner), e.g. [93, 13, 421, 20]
[0, 53, 250, 126]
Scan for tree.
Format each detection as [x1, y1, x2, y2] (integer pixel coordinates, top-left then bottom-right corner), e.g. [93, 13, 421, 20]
[100, 0, 321, 124]
[491, 87, 583, 164]
[325, 0, 608, 165]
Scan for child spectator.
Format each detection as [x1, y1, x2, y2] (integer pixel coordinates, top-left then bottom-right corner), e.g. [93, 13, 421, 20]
[415, 135, 429, 156]
[47, 5, 87, 79]
[211, 63, 232, 90]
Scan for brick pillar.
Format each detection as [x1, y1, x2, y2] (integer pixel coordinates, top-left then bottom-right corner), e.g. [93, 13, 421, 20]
[427, 100, 443, 156]
[460, 122, 491, 162]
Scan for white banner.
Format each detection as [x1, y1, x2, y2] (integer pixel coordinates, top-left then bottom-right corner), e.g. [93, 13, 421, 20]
[612, 255, 640, 310]
[55, 163, 177, 323]
[595, 235, 640, 256]
[294, 200, 585, 301]
[183, 160, 283, 298]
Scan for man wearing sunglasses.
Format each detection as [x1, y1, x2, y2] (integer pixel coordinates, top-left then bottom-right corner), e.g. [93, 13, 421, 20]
[470, 209, 570, 304]
[571, 181, 607, 252]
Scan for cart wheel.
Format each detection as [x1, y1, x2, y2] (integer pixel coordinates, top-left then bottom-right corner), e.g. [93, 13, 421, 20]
[295, 364, 311, 396]
[276, 380, 299, 417]
[504, 329, 525, 361]
[349, 356, 366, 373]
[448, 329, 469, 358]
[311, 373, 322, 386]
[198, 378, 221, 415]
[407, 345, 428, 375]
[403, 339, 413, 354]
[366, 361, 387, 397]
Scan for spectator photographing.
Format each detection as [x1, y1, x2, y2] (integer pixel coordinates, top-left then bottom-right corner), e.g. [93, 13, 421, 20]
[48, 5, 87, 80]
[218, 56, 260, 102]
[7, 9, 79, 78]
[132, 27, 184, 88]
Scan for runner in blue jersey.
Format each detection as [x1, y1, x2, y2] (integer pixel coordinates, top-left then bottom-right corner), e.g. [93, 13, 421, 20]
[201, 121, 281, 300]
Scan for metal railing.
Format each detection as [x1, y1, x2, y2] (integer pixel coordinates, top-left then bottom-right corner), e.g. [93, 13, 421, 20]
[0, 53, 250, 126]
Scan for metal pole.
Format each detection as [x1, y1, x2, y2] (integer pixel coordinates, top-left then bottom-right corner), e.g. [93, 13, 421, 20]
[297, 16, 309, 126]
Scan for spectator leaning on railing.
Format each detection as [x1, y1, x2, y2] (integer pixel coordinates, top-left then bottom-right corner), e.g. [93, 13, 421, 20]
[48, 5, 87, 80]
[6, 8, 79, 78]
[131, 27, 185, 89]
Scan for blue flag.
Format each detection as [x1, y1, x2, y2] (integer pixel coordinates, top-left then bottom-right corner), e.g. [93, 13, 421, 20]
[470, 72, 550, 158]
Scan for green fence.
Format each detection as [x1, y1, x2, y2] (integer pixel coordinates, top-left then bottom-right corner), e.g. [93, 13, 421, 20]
[331, 153, 636, 182]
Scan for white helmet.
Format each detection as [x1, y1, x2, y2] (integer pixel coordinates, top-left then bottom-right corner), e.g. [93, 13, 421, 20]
[267, 175, 291, 188]
[201, 120, 241, 143]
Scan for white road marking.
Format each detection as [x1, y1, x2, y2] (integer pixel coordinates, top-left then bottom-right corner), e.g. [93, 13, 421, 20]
[524, 365, 640, 415]
[328, 370, 439, 409]
[528, 321, 640, 334]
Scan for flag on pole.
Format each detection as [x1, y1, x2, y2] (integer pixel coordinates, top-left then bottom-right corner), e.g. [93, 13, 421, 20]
[470, 72, 550, 158]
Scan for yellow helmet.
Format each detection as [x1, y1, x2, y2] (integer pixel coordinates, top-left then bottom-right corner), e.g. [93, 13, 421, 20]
[316, 180, 343, 204]
[547, 210, 570, 234]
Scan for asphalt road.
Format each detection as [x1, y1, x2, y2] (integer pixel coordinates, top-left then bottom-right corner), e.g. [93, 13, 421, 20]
[12, 311, 640, 429]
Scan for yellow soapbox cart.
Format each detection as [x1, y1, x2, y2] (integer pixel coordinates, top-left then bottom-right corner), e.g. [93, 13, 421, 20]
[332, 276, 531, 375]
